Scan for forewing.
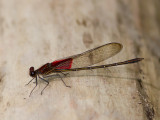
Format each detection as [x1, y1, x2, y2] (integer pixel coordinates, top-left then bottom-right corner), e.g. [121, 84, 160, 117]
[43, 43, 122, 75]
[54, 43, 122, 69]
[71, 43, 122, 68]
[52, 58, 73, 69]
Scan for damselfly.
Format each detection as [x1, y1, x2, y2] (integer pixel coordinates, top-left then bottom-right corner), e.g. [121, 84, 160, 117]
[27, 43, 143, 96]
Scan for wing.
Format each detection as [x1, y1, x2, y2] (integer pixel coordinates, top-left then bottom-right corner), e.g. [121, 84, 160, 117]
[42, 43, 122, 75]
[52, 42, 122, 69]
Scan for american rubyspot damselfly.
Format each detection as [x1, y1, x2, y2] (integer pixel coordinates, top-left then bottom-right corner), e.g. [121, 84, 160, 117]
[27, 43, 144, 96]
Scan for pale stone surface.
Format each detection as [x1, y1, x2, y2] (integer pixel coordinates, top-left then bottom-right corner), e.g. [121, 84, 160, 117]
[0, 0, 159, 120]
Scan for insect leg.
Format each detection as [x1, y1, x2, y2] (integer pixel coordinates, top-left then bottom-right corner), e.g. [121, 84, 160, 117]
[43, 74, 60, 78]
[25, 77, 35, 86]
[105, 68, 111, 73]
[29, 76, 38, 97]
[56, 74, 71, 88]
[60, 71, 70, 76]
[38, 75, 49, 95]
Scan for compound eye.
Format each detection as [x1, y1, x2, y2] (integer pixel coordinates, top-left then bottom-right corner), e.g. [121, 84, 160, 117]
[29, 67, 36, 77]
[31, 71, 35, 76]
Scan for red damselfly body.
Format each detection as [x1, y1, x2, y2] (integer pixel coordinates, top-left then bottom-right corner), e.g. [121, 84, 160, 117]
[27, 43, 144, 96]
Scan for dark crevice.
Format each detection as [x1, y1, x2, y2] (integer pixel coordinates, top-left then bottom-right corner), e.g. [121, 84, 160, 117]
[136, 61, 155, 120]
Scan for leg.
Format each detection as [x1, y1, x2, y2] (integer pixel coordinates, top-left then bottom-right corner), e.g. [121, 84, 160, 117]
[43, 74, 59, 78]
[56, 74, 71, 88]
[25, 77, 35, 86]
[29, 77, 38, 97]
[60, 71, 70, 76]
[43, 72, 69, 79]
[105, 68, 111, 73]
[38, 75, 49, 95]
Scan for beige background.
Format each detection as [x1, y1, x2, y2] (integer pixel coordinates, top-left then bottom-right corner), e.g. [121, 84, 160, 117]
[0, 0, 159, 120]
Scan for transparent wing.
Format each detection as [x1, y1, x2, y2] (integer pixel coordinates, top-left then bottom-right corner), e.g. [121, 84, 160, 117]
[42, 43, 123, 75]
[55, 42, 123, 68]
